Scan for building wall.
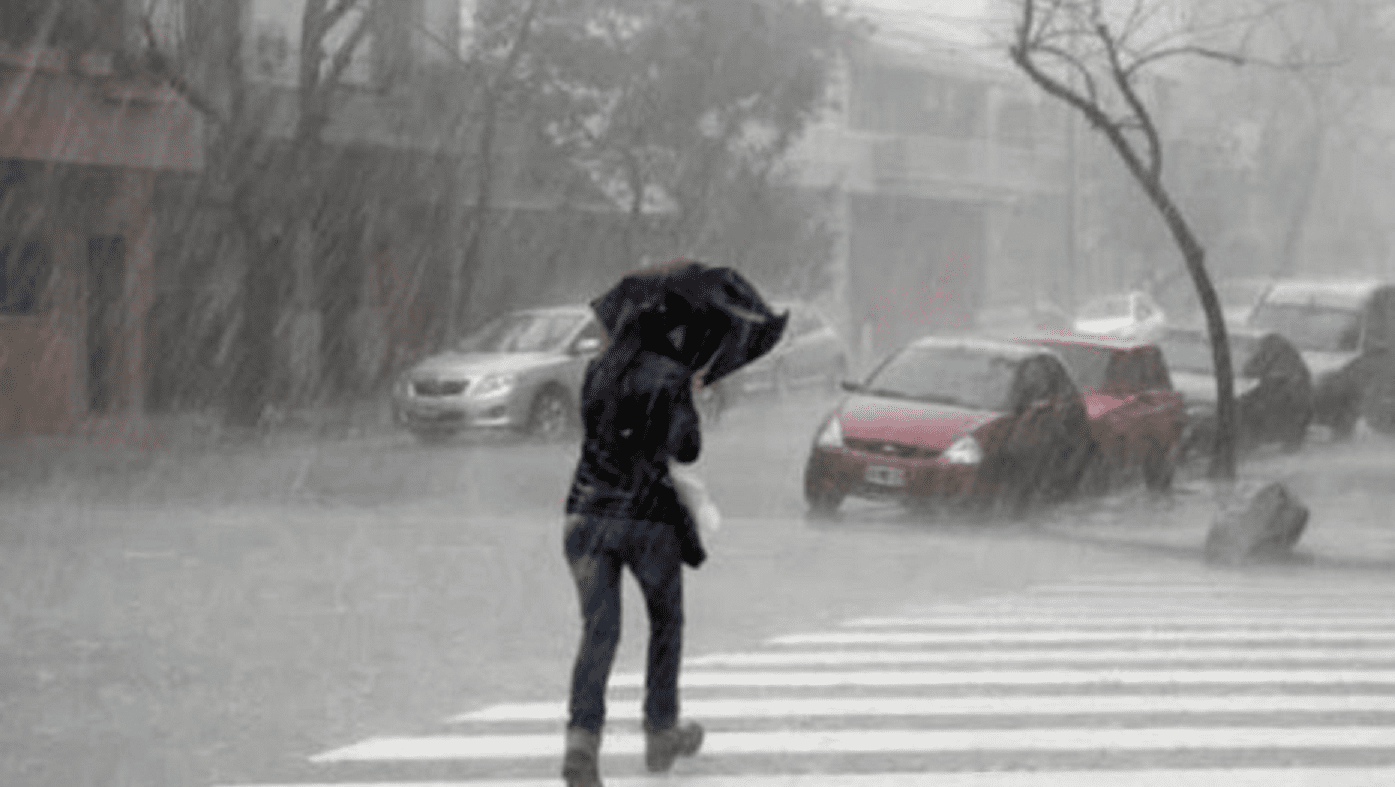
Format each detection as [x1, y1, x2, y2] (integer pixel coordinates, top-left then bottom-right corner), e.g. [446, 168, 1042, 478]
[0, 162, 159, 435]
[0, 40, 201, 436]
[789, 43, 1069, 361]
[847, 194, 986, 360]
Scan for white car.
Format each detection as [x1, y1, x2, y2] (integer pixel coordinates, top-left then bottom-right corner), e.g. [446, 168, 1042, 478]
[1074, 290, 1167, 341]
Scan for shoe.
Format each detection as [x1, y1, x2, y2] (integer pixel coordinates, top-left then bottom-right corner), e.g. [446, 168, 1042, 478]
[644, 720, 704, 773]
[562, 727, 602, 787]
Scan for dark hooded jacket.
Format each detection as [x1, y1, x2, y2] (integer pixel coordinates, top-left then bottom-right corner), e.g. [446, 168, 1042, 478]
[564, 319, 707, 566]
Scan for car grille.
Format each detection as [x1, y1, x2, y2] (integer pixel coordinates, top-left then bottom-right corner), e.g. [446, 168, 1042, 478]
[413, 379, 468, 397]
[845, 437, 939, 459]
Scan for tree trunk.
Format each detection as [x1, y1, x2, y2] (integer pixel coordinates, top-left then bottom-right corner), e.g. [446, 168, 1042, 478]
[1141, 177, 1237, 480]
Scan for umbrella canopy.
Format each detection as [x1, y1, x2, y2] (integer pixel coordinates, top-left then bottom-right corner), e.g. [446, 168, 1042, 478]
[591, 260, 789, 386]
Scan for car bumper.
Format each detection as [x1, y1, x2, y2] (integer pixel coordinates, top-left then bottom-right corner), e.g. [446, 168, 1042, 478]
[392, 393, 521, 431]
[806, 445, 982, 502]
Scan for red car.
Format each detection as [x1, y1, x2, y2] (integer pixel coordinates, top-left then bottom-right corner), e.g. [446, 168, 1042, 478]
[1019, 332, 1187, 491]
[802, 336, 1096, 516]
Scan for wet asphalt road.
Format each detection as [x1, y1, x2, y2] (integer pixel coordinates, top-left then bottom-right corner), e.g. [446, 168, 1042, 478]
[3, 388, 1394, 787]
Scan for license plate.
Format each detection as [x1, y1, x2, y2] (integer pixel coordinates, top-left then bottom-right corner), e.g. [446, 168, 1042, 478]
[864, 465, 905, 487]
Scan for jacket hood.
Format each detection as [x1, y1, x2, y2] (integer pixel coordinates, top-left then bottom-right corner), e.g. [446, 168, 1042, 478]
[837, 393, 1002, 451]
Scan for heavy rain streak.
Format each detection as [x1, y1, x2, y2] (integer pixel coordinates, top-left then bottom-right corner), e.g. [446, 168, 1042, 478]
[4, 1, 1395, 786]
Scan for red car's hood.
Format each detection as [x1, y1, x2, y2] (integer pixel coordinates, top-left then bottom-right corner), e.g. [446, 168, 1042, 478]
[838, 394, 1003, 451]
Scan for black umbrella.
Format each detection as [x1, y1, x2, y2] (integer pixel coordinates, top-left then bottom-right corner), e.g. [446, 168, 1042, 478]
[591, 260, 789, 386]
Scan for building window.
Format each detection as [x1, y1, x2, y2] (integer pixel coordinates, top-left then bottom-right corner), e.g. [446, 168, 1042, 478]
[0, 239, 54, 315]
[851, 64, 987, 139]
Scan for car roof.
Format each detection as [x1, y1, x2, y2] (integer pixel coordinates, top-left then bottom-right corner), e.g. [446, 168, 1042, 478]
[1015, 330, 1156, 352]
[1261, 279, 1389, 309]
[905, 334, 1056, 362]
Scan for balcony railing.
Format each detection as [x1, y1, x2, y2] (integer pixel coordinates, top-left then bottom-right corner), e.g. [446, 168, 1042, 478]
[789, 126, 1068, 199]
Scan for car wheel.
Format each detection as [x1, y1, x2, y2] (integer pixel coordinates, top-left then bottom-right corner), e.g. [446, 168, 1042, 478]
[528, 387, 572, 440]
[1363, 373, 1395, 435]
[803, 460, 844, 517]
[1141, 439, 1175, 493]
[1330, 402, 1360, 440]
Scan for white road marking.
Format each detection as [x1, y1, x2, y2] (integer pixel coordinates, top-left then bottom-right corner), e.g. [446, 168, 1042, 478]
[685, 645, 1395, 667]
[1027, 584, 1395, 597]
[845, 615, 1395, 628]
[310, 726, 1395, 762]
[607, 667, 1395, 689]
[770, 629, 1395, 646]
[212, 767, 1395, 787]
[450, 693, 1395, 723]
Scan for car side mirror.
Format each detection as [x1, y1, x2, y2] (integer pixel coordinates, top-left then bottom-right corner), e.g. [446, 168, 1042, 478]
[573, 337, 602, 354]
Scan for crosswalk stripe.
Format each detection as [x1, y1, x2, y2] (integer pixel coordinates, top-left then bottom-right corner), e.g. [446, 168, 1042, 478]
[212, 767, 1395, 787]
[451, 694, 1395, 723]
[310, 726, 1395, 763]
[904, 604, 1395, 616]
[770, 629, 1395, 645]
[607, 667, 1395, 688]
[685, 646, 1395, 667]
[1026, 584, 1395, 596]
[845, 615, 1395, 628]
[268, 573, 1395, 785]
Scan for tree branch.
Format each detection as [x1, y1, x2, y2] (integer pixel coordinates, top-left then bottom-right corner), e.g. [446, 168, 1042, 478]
[324, 0, 377, 89]
[323, 0, 362, 35]
[1097, 20, 1163, 180]
[1126, 44, 1247, 76]
[137, 13, 223, 123]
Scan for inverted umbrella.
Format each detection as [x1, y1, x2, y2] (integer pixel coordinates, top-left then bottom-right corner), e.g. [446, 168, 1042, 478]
[591, 260, 789, 386]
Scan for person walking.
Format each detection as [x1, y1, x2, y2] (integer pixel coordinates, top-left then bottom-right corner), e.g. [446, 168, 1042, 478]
[560, 261, 786, 787]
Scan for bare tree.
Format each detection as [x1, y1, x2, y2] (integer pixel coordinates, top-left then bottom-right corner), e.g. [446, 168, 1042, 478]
[140, 0, 380, 425]
[442, 0, 546, 345]
[1245, 0, 1395, 276]
[1009, 0, 1247, 479]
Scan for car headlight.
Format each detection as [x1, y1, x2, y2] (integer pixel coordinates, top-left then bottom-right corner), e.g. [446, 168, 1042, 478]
[942, 434, 983, 464]
[471, 373, 517, 399]
[815, 416, 844, 448]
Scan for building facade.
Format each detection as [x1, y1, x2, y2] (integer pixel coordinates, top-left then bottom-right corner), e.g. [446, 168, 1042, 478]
[787, 1, 1070, 367]
[0, 2, 203, 438]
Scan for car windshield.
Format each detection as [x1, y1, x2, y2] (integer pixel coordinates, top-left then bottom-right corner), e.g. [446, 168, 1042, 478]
[864, 345, 1018, 411]
[1077, 295, 1130, 320]
[1249, 302, 1362, 352]
[1159, 332, 1260, 375]
[1043, 344, 1112, 390]
[1165, 280, 1271, 319]
[457, 312, 585, 354]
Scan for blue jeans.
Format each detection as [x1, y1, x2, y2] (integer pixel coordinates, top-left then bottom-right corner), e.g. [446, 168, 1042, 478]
[564, 514, 684, 734]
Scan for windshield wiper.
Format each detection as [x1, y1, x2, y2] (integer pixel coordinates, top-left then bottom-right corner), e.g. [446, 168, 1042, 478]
[911, 393, 964, 406]
[863, 387, 912, 400]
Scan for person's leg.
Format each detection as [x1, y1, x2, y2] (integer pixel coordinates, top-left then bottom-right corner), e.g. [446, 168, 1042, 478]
[628, 519, 702, 772]
[563, 515, 623, 785]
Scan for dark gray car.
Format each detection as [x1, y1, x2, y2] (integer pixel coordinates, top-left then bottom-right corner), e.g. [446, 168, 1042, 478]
[1247, 279, 1395, 436]
[709, 301, 848, 403]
